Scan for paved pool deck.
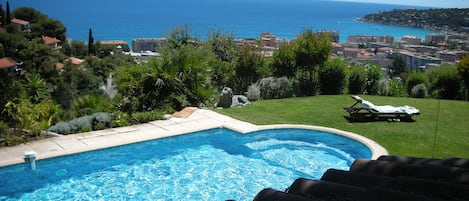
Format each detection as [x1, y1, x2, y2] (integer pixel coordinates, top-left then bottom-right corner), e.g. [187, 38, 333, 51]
[0, 109, 387, 167]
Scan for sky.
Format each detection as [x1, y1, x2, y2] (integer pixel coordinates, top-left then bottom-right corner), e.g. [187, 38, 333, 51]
[330, 0, 469, 8]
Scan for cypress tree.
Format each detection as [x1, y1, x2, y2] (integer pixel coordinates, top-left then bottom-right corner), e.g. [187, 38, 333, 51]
[5, 1, 10, 24]
[0, 4, 5, 27]
[88, 28, 95, 55]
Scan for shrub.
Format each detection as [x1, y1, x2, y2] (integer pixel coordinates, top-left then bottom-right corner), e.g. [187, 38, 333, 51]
[93, 112, 112, 124]
[258, 77, 293, 99]
[246, 83, 261, 101]
[297, 76, 319, 96]
[319, 58, 348, 95]
[68, 116, 93, 132]
[111, 112, 131, 128]
[92, 112, 112, 130]
[389, 79, 406, 97]
[427, 64, 462, 99]
[71, 95, 113, 117]
[259, 77, 276, 99]
[48, 112, 112, 134]
[406, 71, 429, 97]
[48, 122, 72, 134]
[131, 110, 163, 124]
[378, 79, 390, 96]
[0, 121, 9, 146]
[348, 66, 367, 94]
[411, 84, 428, 98]
[5, 134, 24, 146]
[0, 121, 9, 137]
[377, 79, 406, 97]
[80, 125, 92, 133]
[365, 63, 383, 95]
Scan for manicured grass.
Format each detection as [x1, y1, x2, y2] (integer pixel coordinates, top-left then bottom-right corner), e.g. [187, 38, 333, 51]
[215, 95, 469, 158]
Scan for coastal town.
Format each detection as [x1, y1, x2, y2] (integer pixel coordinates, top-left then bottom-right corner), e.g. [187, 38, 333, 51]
[3, 13, 468, 77]
[126, 29, 469, 74]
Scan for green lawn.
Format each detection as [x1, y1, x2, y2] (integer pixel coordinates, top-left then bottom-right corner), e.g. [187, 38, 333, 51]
[215, 95, 469, 159]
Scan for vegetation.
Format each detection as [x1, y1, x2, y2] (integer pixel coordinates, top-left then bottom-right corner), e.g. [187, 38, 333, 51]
[457, 56, 469, 100]
[1, 3, 469, 153]
[361, 8, 469, 33]
[405, 71, 429, 97]
[215, 95, 469, 159]
[427, 64, 462, 99]
[365, 63, 383, 95]
[258, 77, 293, 99]
[319, 58, 348, 95]
[348, 65, 367, 94]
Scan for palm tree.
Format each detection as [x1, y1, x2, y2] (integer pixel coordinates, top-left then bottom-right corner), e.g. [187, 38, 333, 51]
[23, 74, 48, 104]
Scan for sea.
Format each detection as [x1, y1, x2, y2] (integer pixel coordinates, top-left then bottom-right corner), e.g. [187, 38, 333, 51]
[10, 0, 437, 44]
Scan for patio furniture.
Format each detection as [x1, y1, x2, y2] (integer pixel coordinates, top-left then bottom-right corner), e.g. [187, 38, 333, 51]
[344, 95, 420, 121]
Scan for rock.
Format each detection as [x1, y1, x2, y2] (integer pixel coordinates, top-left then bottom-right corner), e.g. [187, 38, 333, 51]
[217, 87, 233, 108]
[232, 95, 251, 107]
[216, 87, 251, 108]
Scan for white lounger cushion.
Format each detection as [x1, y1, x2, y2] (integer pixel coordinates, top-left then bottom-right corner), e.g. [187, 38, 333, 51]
[361, 100, 420, 115]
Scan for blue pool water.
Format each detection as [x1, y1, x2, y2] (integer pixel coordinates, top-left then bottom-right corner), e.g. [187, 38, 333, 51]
[0, 128, 371, 201]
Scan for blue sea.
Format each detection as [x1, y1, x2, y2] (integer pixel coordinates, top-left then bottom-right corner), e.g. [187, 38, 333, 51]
[10, 0, 436, 44]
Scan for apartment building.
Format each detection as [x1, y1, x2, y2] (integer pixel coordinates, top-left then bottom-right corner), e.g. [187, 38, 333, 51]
[132, 38, 167, 52]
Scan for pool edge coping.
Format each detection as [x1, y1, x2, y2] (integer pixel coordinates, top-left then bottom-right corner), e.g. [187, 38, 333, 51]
[0, 109, 387, 167]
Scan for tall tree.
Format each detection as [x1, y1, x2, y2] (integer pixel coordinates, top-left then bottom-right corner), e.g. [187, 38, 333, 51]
[0, 4, 5, 27]
[270, 44, 296, 78]
[389, 54, 408, 77]
[292, 29, 332, 96]
[319, 58, 348, 95]
[5, 1, 10, 25]
[207, 28, 235, 62]
[88, 28, 94, 55]
[457, 56, 469, 100]
[234, 44, 262, 93]
[13, 7, 67, 41]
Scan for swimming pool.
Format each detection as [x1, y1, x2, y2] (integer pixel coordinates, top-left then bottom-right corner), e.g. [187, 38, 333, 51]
[0, 128, 371, 201]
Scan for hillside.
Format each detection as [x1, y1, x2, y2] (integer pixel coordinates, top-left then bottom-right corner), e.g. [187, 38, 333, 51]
[359, 8, 469, 33]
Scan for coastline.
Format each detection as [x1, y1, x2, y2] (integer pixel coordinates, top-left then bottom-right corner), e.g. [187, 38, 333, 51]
[360, 8, 469, 35]
[11, 0, 436, 44]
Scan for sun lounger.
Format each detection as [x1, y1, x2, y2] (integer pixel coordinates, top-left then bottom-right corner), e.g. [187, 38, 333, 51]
[344, 95, 420, 120]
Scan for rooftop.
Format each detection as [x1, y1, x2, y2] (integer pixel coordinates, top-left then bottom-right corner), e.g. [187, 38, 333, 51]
[0, 58, 16, 69]
[68, 57, 85, 65]
[42, 36, 61, 45]
[11, 18, 29, 26]
[100, 40, 128, 45]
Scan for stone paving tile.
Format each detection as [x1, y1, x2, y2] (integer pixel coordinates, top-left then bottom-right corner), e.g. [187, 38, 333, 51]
[149, 120, 178, 128]
[0, 144, 29, 159]
[27, 140, 64, 154]
[51, 137, 88, 150]
[111, 126, 140, 133]
[77, 129, 119, 139]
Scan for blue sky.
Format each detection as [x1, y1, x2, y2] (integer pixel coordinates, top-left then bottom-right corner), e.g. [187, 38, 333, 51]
[330, 0, 469, 8]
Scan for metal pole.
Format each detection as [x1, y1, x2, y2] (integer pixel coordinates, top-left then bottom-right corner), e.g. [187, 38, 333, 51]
[431, 99, 441, 158]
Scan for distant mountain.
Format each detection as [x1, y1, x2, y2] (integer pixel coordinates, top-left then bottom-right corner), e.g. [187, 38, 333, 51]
[359, 8, 469, 33]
